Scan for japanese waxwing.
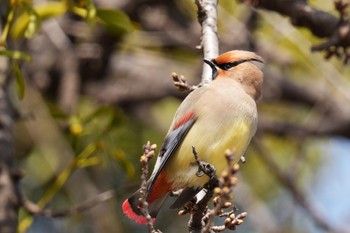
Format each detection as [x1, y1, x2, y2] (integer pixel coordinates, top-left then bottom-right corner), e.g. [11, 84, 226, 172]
[122, 50, 264, 224]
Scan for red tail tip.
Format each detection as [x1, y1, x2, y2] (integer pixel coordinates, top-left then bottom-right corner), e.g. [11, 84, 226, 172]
[122, 199, 156, 225]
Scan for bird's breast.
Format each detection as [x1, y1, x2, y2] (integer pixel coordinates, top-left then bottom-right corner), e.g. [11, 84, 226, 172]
[165, 78, 258, 188]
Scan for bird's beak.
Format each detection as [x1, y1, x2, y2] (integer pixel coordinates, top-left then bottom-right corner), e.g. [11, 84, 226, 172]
[204, 59, 218, 80]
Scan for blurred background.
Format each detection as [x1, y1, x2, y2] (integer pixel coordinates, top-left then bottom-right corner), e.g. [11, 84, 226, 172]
[1, 0, 350, 232]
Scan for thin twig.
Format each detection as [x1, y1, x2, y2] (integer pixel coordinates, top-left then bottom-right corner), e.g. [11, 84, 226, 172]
[171, 72, 199, 92]
[202, 150, 246, 233]
[21, 190, 116, 217]
[138, 141, 161, 233]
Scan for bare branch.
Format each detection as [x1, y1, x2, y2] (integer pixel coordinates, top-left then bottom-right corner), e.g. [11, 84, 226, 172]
[203, 150, 246, 232]
[172, 72, 200, 92]
[195, 0, 219, 84]
[245, 0, 350, 62]
[138, 142, 161, 233]
[21, 190, 116, 217]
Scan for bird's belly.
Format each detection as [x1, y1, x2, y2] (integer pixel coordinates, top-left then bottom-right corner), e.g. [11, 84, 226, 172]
[166, 118, 253, 189]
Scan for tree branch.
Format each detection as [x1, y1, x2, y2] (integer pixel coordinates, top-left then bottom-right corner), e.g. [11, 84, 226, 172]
[195, 0, 219, 84]
[245, 0, 350, 62]
[248, 0, 339, 38]
[138, 142, 161, 233]
[21, 190, 116, 218]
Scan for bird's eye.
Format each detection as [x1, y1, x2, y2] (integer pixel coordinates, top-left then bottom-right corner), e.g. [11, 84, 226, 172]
[218, 58, 263, 70]
[219, 62, 236, 70]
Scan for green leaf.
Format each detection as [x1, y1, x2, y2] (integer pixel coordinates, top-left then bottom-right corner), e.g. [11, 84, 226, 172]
[11, 2, 67, 39]
[76, 156, 101, 168]
[96, 9, 133, 35]
[0, 49, 32, 61]
[86, 0, 97, 24]
[77, 143, 97, 160]
[112, 149, 135, 178]
[24, 8, 41, 39]
[12, 61, 26, 100]
[69, 115, 84, 136]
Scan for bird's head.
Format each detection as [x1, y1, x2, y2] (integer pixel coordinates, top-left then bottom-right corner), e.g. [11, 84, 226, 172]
[204, 50, 264, 101]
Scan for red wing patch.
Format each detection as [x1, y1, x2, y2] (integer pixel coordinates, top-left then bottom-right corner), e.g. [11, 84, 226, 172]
[173, 112, 195, 130]
[147, 171, 172, 203]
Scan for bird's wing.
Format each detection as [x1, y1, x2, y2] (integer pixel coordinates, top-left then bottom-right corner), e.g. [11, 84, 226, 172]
[122, 111, 196, 224]
[146, 111, 197, 201]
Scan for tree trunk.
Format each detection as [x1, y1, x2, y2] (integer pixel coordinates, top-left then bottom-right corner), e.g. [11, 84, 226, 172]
[0, 57, 18, 233]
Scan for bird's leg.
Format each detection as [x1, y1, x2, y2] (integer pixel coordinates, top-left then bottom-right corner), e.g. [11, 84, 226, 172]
[191, 145, 219, 198]
[192, 146, 216, 180]
[188, 146, 219, 233]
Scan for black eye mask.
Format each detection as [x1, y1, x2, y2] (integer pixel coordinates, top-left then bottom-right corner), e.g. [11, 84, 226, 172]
[215, 58, 263, 70]
[204, 58, 264, 80]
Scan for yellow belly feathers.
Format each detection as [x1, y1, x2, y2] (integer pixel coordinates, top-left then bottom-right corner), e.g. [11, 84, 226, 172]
[166, 117, 252, 188]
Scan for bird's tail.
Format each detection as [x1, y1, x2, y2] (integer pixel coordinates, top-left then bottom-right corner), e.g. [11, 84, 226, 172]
[122, 175, 171, 224]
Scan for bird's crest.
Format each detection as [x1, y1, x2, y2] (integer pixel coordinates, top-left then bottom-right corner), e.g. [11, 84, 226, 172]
[213, 50, 264, 69]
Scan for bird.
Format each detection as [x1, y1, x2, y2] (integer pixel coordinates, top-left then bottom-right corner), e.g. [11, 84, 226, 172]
[122, 50, 264, 224]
